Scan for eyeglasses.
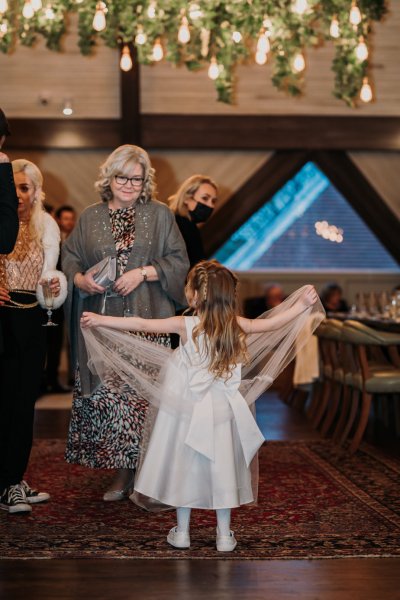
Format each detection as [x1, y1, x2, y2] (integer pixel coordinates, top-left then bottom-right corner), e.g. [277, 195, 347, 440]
[114, 175, 144, 187]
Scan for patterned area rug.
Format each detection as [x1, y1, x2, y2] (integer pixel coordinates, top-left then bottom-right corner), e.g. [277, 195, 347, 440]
[2, 440, 399, 559]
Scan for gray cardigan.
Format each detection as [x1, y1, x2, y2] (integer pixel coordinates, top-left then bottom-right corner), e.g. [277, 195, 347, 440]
[62, 200, 189, 396]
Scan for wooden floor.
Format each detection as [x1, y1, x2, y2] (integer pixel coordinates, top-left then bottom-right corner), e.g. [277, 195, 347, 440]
[1, 393, 399, 600]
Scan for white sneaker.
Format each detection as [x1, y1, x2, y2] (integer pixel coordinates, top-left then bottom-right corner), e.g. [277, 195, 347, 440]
[20, 480, 50, 504]
[167, 526, 190, 549]
[216, 528, 237, 552]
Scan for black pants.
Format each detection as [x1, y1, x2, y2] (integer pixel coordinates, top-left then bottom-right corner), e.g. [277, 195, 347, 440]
[0, 295, 46, 490]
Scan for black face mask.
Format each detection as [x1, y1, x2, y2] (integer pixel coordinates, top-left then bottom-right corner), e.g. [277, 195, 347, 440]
[189, 202, 214, 224]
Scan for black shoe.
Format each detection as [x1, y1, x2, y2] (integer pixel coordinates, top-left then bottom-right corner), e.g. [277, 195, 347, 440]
[0, 484, 32, 514]
[20, 480, 50, 504]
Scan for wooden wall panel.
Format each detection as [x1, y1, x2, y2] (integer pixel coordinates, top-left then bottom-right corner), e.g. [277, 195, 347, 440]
[140, 3, 400, 116]
[349, 152, 400, 220]
[0, 16, 120, 119]
[5, 148, 269, 215]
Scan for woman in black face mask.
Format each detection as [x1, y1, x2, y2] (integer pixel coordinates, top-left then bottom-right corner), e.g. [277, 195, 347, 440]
[168, 175, 218, 268]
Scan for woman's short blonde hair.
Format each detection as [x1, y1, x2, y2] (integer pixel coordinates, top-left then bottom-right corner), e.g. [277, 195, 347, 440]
[95, 144, 156, 203]
[12, 158, 46, 241]
[168, 174, 218, 218]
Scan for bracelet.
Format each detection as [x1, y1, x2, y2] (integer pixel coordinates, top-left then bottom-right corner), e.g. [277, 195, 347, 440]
[140, 267, 148, 281]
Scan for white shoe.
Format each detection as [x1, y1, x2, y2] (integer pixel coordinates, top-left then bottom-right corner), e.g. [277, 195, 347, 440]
[216, 528, 237, 552]
[167, 526, 190, 549]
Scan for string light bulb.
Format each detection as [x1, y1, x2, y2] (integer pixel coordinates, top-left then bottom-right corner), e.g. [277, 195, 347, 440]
[31, 0, 42, 11]
[147, 1, 156, 18]
[188, 3, 203, 20]
[0, 0, 8, 13]
[292, 0, 309, 15]
[44, 5, 55, 19]
[257, 31, 270, 55]
[120, 44, 133, 72]
[178, 15, 190, 44]
[360, 77, 373, 103]
[355, 36, 368, 61]
[293, 52, 305, 72]
[152, 38, 163, 61]
[22, 1, 34, 19]
[232, 31, 242, 43]
[135, 26, 147, 45]
[93, 2, 107, 32]
[330, 16, 340, 38]
[0, 22, 8, 35]
[208, 57, 219, 80]
[349, 1, 362, 26]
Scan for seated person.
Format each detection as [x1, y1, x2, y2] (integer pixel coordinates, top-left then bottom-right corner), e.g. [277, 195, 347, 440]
[244, 283, 285, 319]
[320, 282, 349, 314]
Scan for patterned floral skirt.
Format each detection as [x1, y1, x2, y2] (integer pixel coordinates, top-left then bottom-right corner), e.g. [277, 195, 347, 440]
[65, 333, 170, 469]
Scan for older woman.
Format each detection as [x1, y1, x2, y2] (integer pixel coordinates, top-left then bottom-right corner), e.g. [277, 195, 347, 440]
[0, 159, 67, 514]
[63, 144, 189, 500]
[168, 175, 218, 267]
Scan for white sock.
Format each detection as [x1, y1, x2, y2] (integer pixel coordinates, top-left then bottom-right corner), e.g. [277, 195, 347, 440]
[176, 507, 191, 533]
[216, 508, 231, 536]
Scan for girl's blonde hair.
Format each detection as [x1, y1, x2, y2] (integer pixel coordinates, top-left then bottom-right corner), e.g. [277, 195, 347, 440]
[95, 144, 156, 204]
[12, 158, 46, 241]
[168, 174, 218, 218]
[186, 260, 248, 379]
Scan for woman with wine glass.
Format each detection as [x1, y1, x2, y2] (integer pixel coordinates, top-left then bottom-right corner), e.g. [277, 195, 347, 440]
[0, 158, 67, 514]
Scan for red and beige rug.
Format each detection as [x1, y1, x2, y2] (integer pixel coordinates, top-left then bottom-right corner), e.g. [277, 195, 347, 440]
[1, 440, 399, 559]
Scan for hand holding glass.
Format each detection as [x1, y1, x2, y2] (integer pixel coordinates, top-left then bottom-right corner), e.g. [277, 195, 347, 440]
[41, 278, 58, 327]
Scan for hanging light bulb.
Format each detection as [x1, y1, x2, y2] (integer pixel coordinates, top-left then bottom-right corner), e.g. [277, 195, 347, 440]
[152, 38, 163, 61]
[44, 4, 55, 19]
[120, 44, 133, 72]
[93, 2, 106, 32]
[255, 50, 267, 65]
[188, 3, 203, 20]
[147, 1, 156, 18]
[257, 31, 270, 55]
[355, 36, 368, 61]
[0, 21, 8, 35]
[208, 57, 219, 80]
[292, 0, 309, 15]
[22, 1, 34, 18]
[232, 31, 242, 43]
[178, 15, 190, 44]
[135, 26, 147, 45]
[360, 77, 372, 103]
[349, 1, 362, 26]
[293, 52, 305, 72]
[0, 0, 8, 14]
[330, 16, 340, 38]
[31, 0, 42, 11]
[62, 99, 73, 116]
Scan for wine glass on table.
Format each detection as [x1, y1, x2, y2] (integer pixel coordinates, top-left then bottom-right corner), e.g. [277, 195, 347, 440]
[41, 278, 58, 327]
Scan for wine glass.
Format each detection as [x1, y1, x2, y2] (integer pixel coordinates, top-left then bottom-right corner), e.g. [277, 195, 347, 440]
[41, 278, 58, 327]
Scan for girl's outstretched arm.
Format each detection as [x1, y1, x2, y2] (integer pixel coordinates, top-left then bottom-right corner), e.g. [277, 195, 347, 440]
[238, 285, 319, 334]
[80, 312, 186, 337]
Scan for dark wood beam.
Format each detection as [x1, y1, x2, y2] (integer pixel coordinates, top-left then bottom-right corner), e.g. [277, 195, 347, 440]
[6, 115, 400, 151]
[202, 151, 311, 256]
[313, 151, 400, 263]
[141, 115, 400, 151]
[120, 44, 141, 146]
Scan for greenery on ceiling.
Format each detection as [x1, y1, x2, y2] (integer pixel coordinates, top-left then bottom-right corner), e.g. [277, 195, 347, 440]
[0, 0, 388, 106]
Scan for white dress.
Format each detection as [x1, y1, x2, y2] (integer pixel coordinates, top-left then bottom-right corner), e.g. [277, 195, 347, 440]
[132, 316, 265, 510]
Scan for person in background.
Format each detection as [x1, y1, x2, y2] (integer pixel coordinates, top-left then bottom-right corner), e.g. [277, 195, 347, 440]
[168, 175, 218, 268]
[0, 159, 67, 514]
[42, 205, 77, 393]
[62, 144, 189, 501]
[244, 283, 285, 319]
[320, 282, 349, 314]
[0, 108, 19, 255]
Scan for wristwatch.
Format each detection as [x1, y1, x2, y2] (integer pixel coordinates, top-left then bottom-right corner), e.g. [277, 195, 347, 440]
[140, 267, 148, 281]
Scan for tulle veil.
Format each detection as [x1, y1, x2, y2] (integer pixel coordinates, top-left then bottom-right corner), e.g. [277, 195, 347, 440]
[81, 285, 325, 509]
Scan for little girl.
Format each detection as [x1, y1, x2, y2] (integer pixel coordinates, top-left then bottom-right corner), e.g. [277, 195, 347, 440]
[81, 260, 324, 552]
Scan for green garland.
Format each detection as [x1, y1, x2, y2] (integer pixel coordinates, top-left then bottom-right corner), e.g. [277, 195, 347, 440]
[0, 0, 388, 106]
